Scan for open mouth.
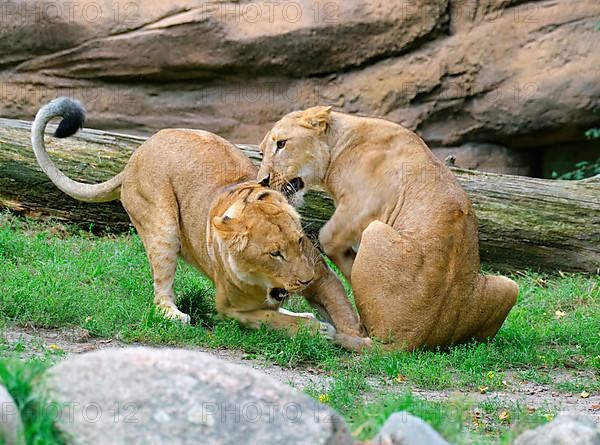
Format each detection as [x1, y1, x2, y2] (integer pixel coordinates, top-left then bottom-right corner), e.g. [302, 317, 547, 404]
[269, 288, 289, 302]
[282, 177, 305, 197]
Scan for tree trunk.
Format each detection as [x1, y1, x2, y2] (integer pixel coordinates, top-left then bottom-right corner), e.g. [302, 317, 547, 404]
[0, 118, 598, 273]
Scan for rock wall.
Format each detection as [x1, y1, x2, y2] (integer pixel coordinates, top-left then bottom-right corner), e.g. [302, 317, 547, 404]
[1, 0, 598, 176]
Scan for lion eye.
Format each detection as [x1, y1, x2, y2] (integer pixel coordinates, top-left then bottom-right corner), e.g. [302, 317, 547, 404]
[298, 237, 303, 245]
[269, 250, 283, 258]
[275, 140, 287, 152]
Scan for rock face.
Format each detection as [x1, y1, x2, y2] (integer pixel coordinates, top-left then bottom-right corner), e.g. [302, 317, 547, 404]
[366, 412, 450, 445]
[1, 0, 598, 175]
[0, 384, 24, 445]
[512, 412, 600, 445]
[42, 347, 355, 445]
[431, 143, 539, 177]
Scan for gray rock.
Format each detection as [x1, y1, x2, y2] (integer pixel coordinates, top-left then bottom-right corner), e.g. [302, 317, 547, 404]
[432, 143, 538, 176]
[512, 412, 600, 445]
[42, 347, 355, 445]
[368, 411, 449, 445]
[0, 384, 24, 445]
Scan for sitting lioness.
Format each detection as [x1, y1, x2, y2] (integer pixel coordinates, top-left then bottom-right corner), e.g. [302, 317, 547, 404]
[31, 98, 370, 350]
[257, 106, 519, 350]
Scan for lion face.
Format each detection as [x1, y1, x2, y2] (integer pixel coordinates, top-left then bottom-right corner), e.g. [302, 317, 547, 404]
[257, 106, 332, 202]
[212, 185, 315, 295]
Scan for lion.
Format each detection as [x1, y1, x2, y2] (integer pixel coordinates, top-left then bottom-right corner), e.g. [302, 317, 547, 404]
[31, 98, 370, 351]
[257, 106, 519, 350]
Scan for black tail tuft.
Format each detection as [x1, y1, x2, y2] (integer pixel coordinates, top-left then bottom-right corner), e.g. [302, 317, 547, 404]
[53, 98, 86, 138]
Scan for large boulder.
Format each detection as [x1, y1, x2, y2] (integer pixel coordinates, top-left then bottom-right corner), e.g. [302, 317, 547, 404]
[0, 384, 24, 445]
[0, 0, 598, 175]
[7, 0, 446, 79]
[41, 347, 355, 445]
[512, 412, 600, 445]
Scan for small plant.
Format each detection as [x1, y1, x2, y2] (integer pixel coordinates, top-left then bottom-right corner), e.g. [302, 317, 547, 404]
[552, 128, 600, 180]
[553, 159, 600, 180]
[585, 128, 600, 139]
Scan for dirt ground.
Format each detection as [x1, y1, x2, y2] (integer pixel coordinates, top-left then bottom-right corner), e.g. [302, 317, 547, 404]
[2, 325, 598, 423]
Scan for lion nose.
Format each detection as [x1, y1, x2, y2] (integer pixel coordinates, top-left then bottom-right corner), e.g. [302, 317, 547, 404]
[258, 175, 270, 187]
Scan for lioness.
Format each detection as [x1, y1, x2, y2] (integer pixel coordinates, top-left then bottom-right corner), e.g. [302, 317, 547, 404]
[257, 106, 519, 350]
[31, 98, 369, 350]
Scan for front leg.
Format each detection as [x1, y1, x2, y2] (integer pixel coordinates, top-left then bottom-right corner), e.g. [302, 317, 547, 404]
[319, 204, 362, 281]
[222, 307, 336, 339]
[300, 252, 372, 352]
[300, 238, 364, 335]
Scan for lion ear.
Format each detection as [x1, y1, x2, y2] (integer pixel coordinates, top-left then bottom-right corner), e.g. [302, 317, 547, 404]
[212, 215, 248, 251]
[212, 200, 249, 250]
[299, 106, 332, 132]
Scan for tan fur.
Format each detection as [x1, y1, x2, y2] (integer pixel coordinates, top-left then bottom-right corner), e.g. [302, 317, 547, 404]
[258, 107, 518, 350]
[33, 118, 370, 350]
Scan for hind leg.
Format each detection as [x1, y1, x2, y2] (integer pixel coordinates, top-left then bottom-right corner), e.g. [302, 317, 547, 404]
[147, 233, 191, 325]
[470, 275, 518, 341]
[351, 221, 432, 350]
[127, 208, 191, 325]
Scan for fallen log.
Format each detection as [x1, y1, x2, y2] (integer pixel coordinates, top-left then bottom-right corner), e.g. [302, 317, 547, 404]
[0, 118, 598, 273]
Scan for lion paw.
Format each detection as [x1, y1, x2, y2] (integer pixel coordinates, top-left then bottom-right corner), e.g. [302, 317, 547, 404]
[318, 322, 336, 339]
[332, 333, 373, 352]
[176, 312, 192, 324]
[159, 305, 191, 324]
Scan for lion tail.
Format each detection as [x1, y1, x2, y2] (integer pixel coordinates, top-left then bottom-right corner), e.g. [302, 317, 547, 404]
[31, 97, 123, 202]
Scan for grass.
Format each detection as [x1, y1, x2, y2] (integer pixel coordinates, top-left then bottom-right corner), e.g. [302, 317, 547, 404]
[0, 212, 598, 444]
[0, 354, 64, 444]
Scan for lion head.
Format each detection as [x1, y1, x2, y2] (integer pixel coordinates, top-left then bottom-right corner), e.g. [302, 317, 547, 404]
[257, 106, 332, 204]
[211, 184, 316, 300]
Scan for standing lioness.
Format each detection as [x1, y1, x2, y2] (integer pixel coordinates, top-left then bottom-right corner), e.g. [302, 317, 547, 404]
[257, 106, 518, 350]
[31, 98, 369, 350]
